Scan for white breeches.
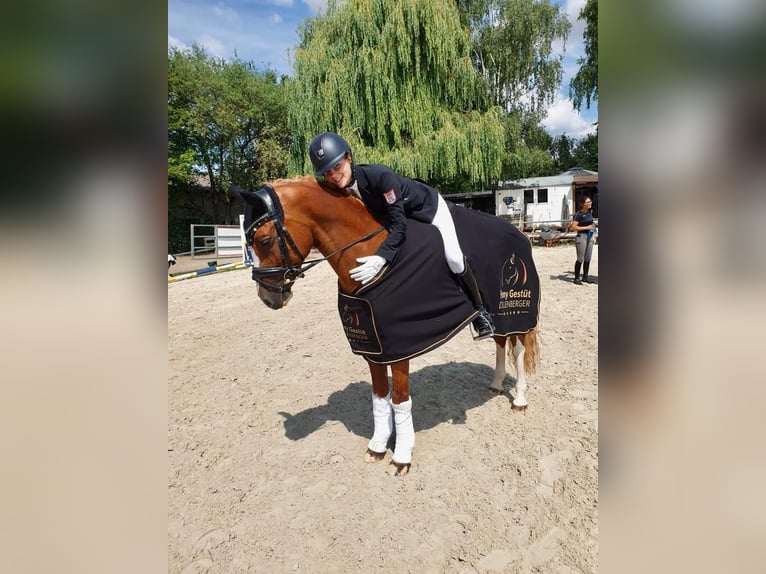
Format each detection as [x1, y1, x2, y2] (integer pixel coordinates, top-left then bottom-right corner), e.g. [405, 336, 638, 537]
[432, 194, 465, 274]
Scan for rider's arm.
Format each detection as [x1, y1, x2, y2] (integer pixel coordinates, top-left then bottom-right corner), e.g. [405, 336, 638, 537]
[372, 168, 408, 263]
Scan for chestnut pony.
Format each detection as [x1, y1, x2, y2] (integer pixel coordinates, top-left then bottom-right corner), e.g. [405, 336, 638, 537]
[238, 177, 538, 476]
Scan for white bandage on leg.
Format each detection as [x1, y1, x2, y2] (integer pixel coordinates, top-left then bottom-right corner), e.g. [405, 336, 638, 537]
[368, 393, 393, 454]
[392, 398, 415, 464]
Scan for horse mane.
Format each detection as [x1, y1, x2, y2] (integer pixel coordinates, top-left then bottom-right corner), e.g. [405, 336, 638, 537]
[269, 175, 349, 199]
[269, 175, 378, 224]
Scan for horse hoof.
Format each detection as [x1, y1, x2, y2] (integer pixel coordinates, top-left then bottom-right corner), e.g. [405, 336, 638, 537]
[387, 461, 411, 477]
[488, 386, 502, 396]
[511, 403, 528, 412]
[365, 449, 386, 463]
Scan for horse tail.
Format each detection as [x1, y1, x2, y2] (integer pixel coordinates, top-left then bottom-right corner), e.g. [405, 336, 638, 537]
[508, 329, 540, 373]
[521, 329, 539, 374]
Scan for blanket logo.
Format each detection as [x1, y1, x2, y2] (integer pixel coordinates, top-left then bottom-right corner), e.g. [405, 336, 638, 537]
[337, 296, 383, 355]
[501, 253, 527, 288]
[498, 253, 533, 316]
[341, 304, 360, 327]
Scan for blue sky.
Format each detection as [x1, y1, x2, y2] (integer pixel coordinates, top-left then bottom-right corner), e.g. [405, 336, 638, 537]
[168, 0, 597, 138]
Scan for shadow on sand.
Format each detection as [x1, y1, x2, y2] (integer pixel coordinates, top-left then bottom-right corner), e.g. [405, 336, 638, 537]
[550, 272, 598, 285]
[278, 361, 519, 441]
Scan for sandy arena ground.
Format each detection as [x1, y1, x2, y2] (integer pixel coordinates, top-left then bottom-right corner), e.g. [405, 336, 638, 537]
[168, 243, 598, 573]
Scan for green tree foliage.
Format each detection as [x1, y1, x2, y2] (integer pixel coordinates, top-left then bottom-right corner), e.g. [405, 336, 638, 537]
[501, 112, 555, 179]
[504, 145, 557, 179]
[454, 0, 569, 182]
[168, 45, 289, 228]
[571, 131, 598, 171]
[459, 0, 570, 121]
[550, 133, 574, 171]
[569, 0, 597, 111]
[287, 0, 505, 189]
[519, 114, 553, 152]
[549, 132, 598, 173]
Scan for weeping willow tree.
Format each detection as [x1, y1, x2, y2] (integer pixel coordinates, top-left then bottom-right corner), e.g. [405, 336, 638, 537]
[287, 0, 505, 188]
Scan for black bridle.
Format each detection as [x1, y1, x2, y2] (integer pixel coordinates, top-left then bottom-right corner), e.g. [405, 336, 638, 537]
[244, 185, 384, 294]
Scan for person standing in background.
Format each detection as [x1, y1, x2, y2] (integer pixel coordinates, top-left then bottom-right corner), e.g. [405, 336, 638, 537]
[571, 196, 597, 285]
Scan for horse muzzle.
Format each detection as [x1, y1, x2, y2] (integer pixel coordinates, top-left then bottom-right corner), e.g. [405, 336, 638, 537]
[259, 285, 293, 309]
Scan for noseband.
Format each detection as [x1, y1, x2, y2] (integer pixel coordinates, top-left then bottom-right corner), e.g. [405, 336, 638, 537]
[243, 185, 384, 293]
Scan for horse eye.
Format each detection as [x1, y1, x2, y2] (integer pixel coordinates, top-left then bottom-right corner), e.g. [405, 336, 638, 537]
[258, 236, 274, 248]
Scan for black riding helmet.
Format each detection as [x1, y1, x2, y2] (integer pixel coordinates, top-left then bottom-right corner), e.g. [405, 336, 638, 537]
[309, 132, 351, 176]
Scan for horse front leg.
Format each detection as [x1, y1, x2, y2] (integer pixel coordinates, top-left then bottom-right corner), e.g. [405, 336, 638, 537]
[389, 360, 413, 476]
[366, 362, 392, 463]
[489, 335, 507, 395]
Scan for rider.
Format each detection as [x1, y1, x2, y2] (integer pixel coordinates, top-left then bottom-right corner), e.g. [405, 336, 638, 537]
[308, 131, 494, 340]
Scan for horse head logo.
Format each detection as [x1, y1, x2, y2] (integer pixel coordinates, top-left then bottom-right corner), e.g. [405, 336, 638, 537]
[502, 253, 527, 288]
[341, 304, 359, 327]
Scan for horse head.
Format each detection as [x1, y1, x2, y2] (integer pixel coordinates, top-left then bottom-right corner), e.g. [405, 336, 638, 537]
[233, 182, 314, 310]
[234, 176, 387, 308]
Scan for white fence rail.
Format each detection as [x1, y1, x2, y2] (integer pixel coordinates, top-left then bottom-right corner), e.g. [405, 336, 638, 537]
[190, 224, 244, 259]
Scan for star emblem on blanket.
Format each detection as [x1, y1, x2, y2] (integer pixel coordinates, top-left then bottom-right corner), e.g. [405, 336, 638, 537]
[502, 253, 528, 288]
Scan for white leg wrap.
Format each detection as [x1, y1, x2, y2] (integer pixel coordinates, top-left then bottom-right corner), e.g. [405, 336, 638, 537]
[368, 393, 393, 454]
[392, 398, 415, 464]
[490, 340, 506, 392]
[512, 339, 528, 408]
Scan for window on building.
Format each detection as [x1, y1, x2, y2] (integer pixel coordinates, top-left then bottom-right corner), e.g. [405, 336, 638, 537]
[524, 189, 534, 204]
[537, 188, 548, 203]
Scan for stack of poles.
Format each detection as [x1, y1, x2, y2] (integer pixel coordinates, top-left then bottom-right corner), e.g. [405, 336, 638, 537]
[168, 261, 249, 283]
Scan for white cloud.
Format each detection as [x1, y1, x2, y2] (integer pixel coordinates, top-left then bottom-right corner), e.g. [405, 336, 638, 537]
[302, 0, 328, 14]
[197, 33, 227, 59]
[556, 0, 587, 75]
[565, 0, 587, 27]
[542, 96, 597, 138]
[168, 35, 189, 52]
[564, 0, 588, 53]
[212, 3, 240, 23]
[169, 0, 310, 74]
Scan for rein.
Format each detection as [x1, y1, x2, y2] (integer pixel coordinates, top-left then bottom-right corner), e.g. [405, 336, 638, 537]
[245, 185, 384, 293]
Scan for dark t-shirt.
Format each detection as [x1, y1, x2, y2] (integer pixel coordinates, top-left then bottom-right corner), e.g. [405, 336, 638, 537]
[574, 209, 594, 233]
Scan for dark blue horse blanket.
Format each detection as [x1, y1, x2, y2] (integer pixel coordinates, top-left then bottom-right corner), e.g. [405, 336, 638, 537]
[337, 203, 540, 365]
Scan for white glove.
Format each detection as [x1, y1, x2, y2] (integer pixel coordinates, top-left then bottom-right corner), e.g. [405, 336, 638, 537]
[349, 255, 386, 284]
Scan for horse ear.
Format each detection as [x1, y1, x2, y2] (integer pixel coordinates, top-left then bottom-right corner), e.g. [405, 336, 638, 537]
[229, 185, 260, 207]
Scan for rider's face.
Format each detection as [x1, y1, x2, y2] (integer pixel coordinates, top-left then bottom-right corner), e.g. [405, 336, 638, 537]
[325, 155, 352, 188]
